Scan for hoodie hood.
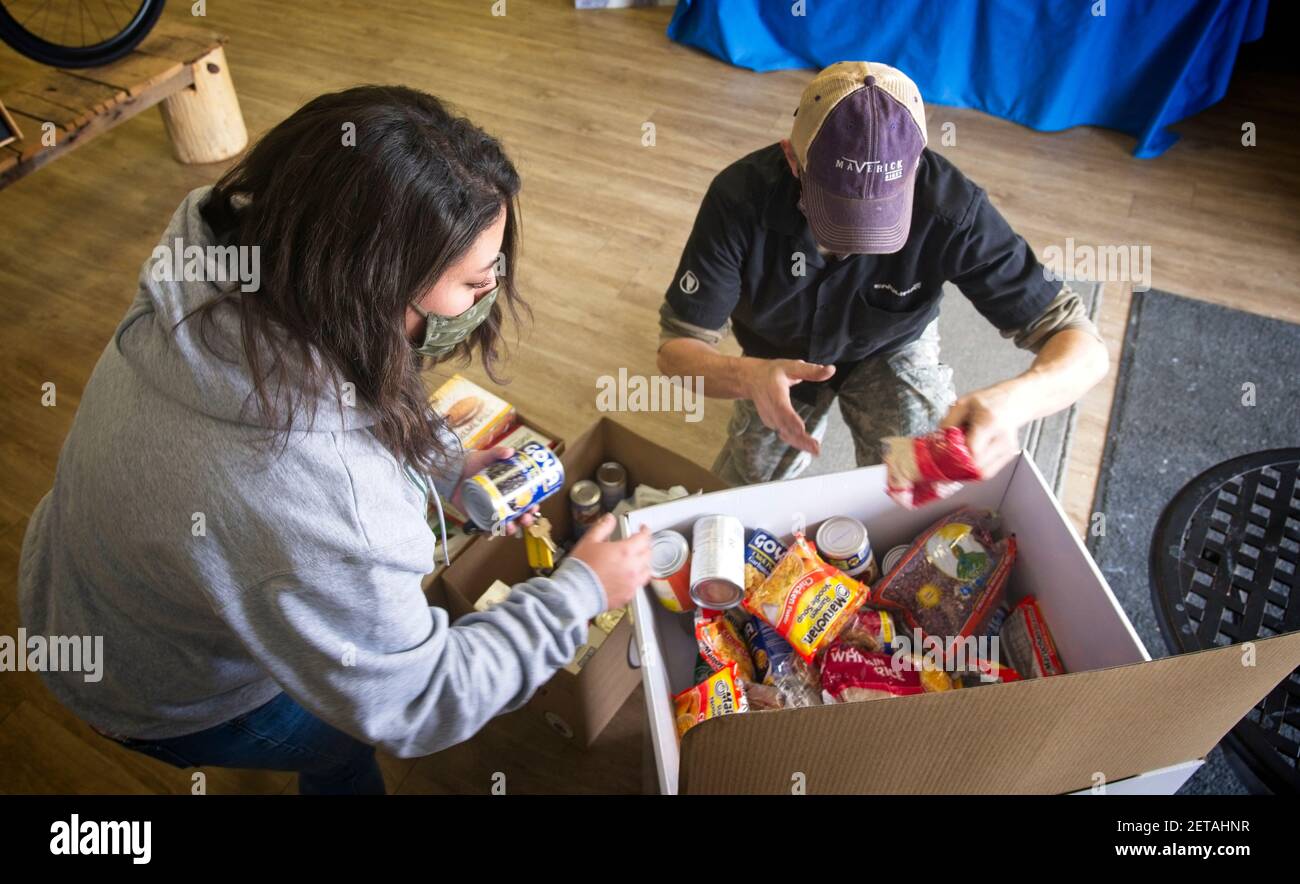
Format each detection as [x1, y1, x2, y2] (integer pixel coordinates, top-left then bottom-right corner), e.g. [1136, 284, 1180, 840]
[115, 186, 377, 432]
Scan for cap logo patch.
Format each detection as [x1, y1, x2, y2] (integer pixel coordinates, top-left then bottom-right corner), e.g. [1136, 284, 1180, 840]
[837, 156, 905, 180]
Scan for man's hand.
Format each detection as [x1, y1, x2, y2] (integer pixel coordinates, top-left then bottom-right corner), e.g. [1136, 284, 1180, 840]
[940, 384, 1026, 478]
[450, 446, 539, 535]
[656, 341, 832, 455]
[742, 358, 835, 454]
[941, 327, 1110, 477]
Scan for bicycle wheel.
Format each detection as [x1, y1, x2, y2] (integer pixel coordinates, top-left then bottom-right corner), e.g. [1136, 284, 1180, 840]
[0, 0, 166, 68]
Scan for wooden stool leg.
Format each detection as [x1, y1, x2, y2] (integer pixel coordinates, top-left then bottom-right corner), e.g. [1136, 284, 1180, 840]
[159, 46, 248, 164]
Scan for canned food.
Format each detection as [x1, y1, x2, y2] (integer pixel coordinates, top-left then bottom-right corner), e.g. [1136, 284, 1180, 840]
[569, 480, 603, 538]
[881, 544, 909, 576]
[689, 515, 745, 609]
[596, 461, 627, 512]
[649, 530, 693, 612]
[461, 441, 565, 532]
[816, 515, 879, 584]
[743, 528, 787, 592]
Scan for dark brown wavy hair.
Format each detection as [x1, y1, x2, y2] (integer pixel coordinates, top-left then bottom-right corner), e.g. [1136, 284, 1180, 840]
[190, 84, 524, 478]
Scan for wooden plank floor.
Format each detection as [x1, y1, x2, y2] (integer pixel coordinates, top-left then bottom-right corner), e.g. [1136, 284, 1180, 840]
[1, 0, 1296, 794]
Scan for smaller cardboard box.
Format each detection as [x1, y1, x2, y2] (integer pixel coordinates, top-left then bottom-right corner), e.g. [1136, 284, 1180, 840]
[625, 453, 1300, 794]
[441, 417, 729, 745]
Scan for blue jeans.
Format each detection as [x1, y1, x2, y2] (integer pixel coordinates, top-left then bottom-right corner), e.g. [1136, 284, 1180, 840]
[111, 692, 386, 795]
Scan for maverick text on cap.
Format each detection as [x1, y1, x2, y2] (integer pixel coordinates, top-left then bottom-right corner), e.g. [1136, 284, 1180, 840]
[790, 61, 928, 255]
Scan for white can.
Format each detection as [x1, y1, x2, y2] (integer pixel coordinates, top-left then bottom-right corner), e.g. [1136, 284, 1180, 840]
[688, 515, 745, 609]
[881, 544, 910, 577]
[816, 515, 879, 584]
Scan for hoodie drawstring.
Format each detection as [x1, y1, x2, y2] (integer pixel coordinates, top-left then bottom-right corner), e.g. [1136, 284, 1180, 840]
[430, 483, 451, 569]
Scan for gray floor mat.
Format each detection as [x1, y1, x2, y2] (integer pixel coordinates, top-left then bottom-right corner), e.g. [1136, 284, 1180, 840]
[1087, 289, 1300, 794]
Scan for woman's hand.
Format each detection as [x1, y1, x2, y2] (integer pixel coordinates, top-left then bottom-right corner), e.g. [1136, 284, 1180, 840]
[450, 446, 539, 536]
[569, 514, 652, 610]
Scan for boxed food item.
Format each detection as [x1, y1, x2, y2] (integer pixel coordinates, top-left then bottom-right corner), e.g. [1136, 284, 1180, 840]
[625, 453, 1300, 794]
[498, 423, 555, 452]
[439, 417, 729, 745]
[429, 374, 516, 451]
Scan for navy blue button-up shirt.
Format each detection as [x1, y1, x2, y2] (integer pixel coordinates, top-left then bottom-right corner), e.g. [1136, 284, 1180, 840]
[664, 144, 1060, 401]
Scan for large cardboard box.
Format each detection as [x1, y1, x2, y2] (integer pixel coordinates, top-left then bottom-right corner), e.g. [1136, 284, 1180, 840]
[625, 453, 1300, 794]
[441, 417, 729, 745]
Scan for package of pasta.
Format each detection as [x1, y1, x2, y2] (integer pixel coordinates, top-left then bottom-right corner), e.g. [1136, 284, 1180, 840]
[725, 609, 774, 684]
[744, 532, 868, 663]
[673, 662, 749, 737]
[695, 609, 755, 682]
[873, 507, 1015, 641]
[729, 609, 822, 708]
[743, 529, 787, 593]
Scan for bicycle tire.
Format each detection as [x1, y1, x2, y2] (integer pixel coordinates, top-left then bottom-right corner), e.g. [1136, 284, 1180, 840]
[0, 0, 166, 69]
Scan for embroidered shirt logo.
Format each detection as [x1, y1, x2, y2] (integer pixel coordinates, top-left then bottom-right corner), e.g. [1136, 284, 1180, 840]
[679, 270, 700, 295]
[873, 282, 922, 297]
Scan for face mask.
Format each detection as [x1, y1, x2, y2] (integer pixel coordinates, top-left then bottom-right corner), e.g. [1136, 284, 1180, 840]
[410, 285, 499, 360]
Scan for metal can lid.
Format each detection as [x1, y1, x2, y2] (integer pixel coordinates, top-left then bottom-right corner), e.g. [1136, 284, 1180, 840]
[650, 530, 690, 577]
[596, 461, 626, 488]
[570, 479, 601, 507]
[689, 578, 744, 609]
[816, 515, 869, 559]
[882, 544, 909, 575]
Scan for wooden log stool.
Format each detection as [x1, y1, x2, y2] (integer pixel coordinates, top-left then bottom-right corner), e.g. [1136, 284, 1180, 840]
[0, 20, 247, 189]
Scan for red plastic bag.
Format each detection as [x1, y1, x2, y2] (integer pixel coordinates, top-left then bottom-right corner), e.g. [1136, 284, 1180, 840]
[882, 427, 982, 508]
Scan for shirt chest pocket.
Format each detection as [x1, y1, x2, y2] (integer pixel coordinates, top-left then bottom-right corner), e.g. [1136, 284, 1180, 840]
[844, 281, 941, 356]
[858, 279, 935, 314]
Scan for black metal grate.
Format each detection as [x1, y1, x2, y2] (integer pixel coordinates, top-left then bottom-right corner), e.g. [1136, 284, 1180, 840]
[1154, 452, 1300, 793]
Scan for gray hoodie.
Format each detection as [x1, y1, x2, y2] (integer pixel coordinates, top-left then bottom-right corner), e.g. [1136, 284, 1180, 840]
[18, 187, 606, 756]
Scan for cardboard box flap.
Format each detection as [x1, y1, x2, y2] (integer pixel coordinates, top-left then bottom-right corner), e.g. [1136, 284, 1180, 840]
[568, 418, 725, 500]
[679, 630, 1300, 794]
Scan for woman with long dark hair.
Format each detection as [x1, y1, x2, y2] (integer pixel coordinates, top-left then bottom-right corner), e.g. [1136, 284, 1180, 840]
[18, 86, 651, 794]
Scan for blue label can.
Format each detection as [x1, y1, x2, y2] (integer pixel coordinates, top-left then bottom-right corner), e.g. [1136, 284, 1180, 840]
[743, 529, 787, 588]
[460, 441, 565, 531]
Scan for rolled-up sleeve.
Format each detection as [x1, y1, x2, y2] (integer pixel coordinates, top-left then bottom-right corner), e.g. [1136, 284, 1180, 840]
[660, 178, 749, 345]
[1001, 282, 1103, 353]
[658, 300, 730, 349]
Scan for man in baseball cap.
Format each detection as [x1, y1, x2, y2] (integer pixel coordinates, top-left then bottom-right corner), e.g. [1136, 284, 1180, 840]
[658, 61, 1109, 484]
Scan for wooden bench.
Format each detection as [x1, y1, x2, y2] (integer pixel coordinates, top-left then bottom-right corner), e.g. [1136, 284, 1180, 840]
[0, 20, 247, 190]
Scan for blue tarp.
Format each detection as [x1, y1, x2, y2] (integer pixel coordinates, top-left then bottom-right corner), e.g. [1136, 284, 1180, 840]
[667, 0, 1268, 158]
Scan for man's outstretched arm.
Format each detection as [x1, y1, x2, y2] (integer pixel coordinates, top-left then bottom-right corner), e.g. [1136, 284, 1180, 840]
[942, 290, 1110, 476]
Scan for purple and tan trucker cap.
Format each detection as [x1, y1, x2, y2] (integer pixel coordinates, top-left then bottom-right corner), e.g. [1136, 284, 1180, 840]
[790, 62, 927, 254]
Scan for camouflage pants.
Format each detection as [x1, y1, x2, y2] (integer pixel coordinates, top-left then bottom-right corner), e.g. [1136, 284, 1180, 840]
[712, 320, 956, 485]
